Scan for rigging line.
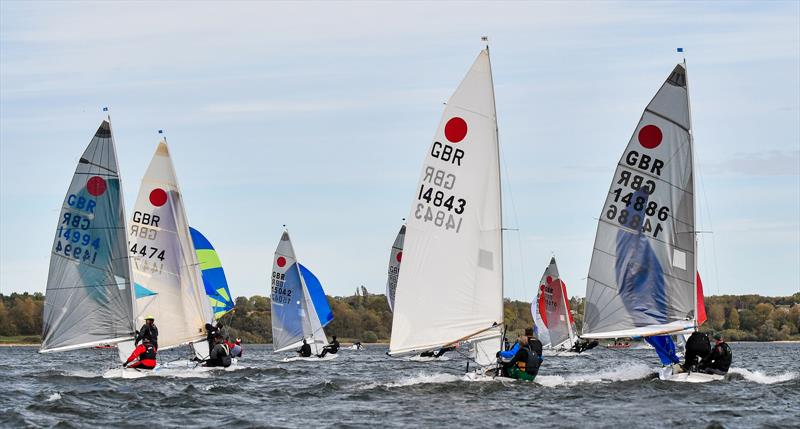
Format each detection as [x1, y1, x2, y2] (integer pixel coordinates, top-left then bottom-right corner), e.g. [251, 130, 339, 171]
[695, 159, 721, 295]
[498, 140, 528, 301]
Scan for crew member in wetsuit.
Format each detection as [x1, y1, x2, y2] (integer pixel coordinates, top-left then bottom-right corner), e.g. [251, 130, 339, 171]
[124, 337, 157, 370]
[698, 334, 732, 375]
[318, 335, 340, 358]
[682, 331, 712, 372]
[135, 316, 158, 350]
[297, 339, 312, 358]
[230, 338, 243, 358]
[504, 335, 541, 381]
[570, 339, 600, 353]
[525, 328, 543, 362]
[204, 334, 232, 368]
[419, 346, 456, 358]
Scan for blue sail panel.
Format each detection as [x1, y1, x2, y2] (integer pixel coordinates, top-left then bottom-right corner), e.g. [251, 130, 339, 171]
[299, 263, 333, 328]
[646, 335, 680, 365]
[271, 262, 306, 350]
[189, 227, 234, 318]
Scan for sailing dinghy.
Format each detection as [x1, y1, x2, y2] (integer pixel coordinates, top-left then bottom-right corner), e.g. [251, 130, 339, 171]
[385, 224, 405, 312]
[388, 47, 506, 376]
[115, 140, 216, 370]
[270, 231, 336, 362]
[580, 61, 721, 383]
[40, 120, 138, 361]
[532, 257, 578, 353]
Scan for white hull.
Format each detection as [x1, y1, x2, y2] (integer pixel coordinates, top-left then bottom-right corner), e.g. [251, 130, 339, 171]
[282, 353, 339, 362]
[659, 366, 724, 383]
[102, 358, 239, 378]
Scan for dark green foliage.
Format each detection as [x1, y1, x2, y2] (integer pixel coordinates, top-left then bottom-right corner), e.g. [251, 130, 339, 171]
[2, 292, 798, 343]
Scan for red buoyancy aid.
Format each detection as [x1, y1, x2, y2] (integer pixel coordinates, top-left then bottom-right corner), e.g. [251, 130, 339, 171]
[127, 343, 157, 367]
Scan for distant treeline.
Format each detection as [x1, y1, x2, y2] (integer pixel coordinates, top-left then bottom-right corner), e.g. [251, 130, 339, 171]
[2, 291, 799, 343]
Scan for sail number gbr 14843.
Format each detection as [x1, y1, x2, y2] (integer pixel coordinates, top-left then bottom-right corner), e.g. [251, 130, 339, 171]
[415, 184, 465, 232]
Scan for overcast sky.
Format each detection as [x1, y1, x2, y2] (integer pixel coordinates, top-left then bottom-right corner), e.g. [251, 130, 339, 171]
[1, 1, 798, 302]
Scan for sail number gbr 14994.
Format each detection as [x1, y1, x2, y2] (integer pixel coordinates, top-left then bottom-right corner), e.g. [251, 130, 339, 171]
[415, 184, 466, 232]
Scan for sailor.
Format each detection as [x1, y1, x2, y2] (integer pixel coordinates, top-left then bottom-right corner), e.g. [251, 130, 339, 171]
[419, 345, 455, 358]
[204, 334, 232, 368]
[698, 334, 732, 375]
[318, 335, 340, 358]
[504, 335, 541, 381]
[297, 338, 312, 358]
[135, 316, 158, 350]
[205, 322, 220, 351]
[525, 328, 544, 361]
[123, 337, 157, 370]
[570, 339, 599, 353]
[230, 338, 243, 358]
[353, 341, 363, 350]
[682, 331, 712, 372]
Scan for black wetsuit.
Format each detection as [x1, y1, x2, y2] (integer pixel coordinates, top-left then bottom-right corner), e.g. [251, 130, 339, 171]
[571, 339, 599, 353]
[204, 343, 231, 368]
[699, 342, 732, 375]
[508, 343, 541, 379]
[135, 323, 158, 350]
[298, 343, 312, 358]
[683, 332, 711, 371]
[318, 339, 340, 358]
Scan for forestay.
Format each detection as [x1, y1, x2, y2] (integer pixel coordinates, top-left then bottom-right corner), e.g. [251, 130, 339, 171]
[41, 121, 137, 354]
[385, 225, 405, 312]
[532, 257, 576, 349]
[270, 231, 330, 354]
[189, 227, 234, 319]
[389, 49, 504, 357]
[128, 141, 213, 350]
[583, 63, 697, 339]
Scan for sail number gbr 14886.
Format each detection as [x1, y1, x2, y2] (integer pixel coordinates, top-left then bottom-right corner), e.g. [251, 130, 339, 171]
[605, 187, 669, 239]
[415, 184, 465, 232]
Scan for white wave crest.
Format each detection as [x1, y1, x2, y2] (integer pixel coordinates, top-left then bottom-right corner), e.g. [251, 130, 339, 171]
[362, 372, 462, 389]
[46, 392, 61, 401]
[535, 363, 655, 387]
[728, 367, 798, 384]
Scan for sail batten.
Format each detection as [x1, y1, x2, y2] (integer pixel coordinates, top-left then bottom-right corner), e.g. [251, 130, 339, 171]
[389, 49, 503, 359]
[582, 63, 697, 339]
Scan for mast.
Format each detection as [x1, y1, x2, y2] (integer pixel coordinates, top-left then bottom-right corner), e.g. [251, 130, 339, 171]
[682, 54, 699, 330]
[485, 36, 504, 322]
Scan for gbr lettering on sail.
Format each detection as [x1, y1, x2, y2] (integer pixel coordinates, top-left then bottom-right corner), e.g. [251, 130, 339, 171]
[605, 124, 672, 239]
[414, 117, 469, 233]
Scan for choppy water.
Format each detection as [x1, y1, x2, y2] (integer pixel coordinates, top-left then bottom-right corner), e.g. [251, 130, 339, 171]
[1, 342, 798, 428]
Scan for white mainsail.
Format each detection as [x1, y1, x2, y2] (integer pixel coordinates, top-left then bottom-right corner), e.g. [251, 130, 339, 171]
[389, 48, 504, 359]
[270, 231, 329, 354]
[385, 224, 405, 312]
[532, 257, 576, 349]
[582, 63, 697, 339]
[127, 141, 213, 351]
[41, 120, 137, 355]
